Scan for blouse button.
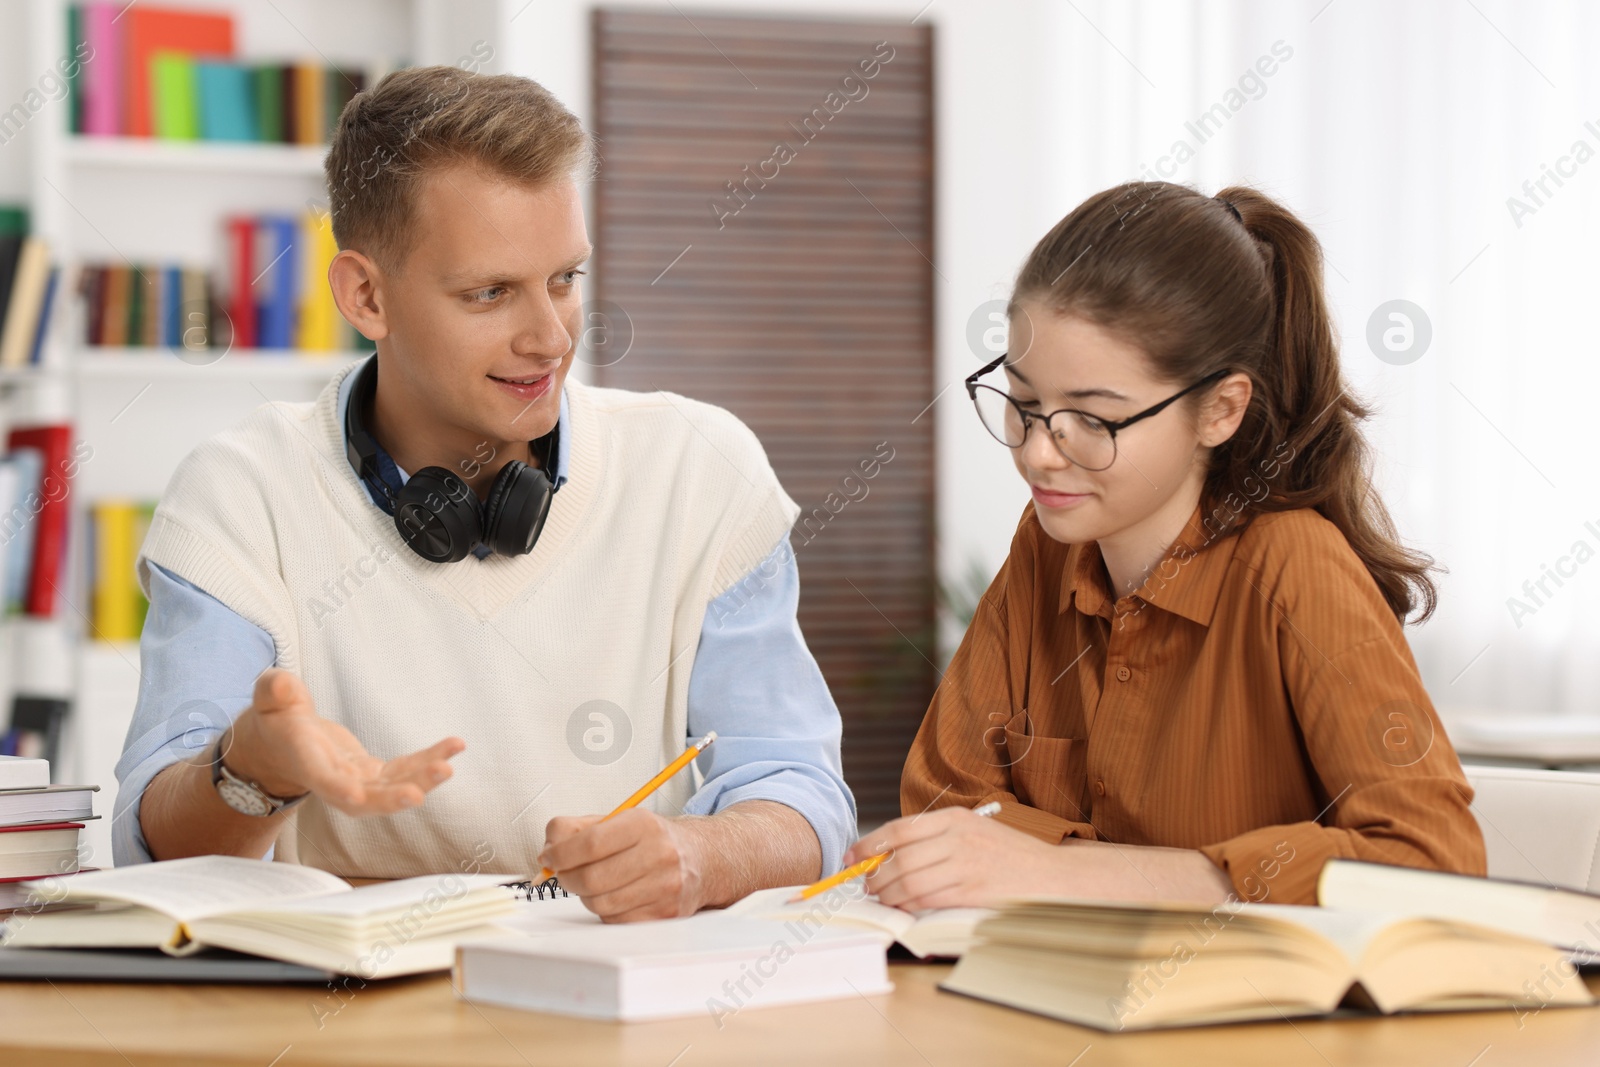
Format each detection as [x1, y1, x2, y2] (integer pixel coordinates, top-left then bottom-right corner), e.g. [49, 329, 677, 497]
[1094, 778, 1107, 797]
[1115, 665, 1131, 682]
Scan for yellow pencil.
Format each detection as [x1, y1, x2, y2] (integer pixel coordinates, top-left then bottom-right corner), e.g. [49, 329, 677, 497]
[789, 800, 1003, 902]
[535, 732, 717, 882]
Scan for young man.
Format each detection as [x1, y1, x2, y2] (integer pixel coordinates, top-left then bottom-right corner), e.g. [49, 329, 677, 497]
[112, 67, 855, 923]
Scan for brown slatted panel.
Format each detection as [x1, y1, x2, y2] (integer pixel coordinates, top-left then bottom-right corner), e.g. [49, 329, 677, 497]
[592, 10, 936, 824]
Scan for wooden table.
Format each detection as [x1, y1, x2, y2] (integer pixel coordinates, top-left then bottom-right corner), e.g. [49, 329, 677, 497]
[5, 963, 1600, 1066]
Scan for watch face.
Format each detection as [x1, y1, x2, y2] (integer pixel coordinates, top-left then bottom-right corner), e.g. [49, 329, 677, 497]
[217, 776, 274, 817]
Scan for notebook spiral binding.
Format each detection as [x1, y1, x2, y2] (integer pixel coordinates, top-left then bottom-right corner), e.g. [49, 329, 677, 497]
[504, 876, 570, 901]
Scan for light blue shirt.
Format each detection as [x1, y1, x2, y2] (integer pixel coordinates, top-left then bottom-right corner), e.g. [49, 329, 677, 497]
[113, 361, 855, 873]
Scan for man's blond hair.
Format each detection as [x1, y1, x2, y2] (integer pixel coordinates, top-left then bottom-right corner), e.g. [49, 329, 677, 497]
[325, 66, 594, 271]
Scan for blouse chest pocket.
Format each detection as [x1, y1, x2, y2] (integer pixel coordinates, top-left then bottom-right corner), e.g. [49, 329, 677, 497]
[1003, 707, 1089, 818]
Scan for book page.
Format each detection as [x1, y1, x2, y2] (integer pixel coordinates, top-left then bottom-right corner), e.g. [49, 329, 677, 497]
[238, 874, 511, 918]
[41, 856, 350, 922]
[1248, 903, 1391, 962]
[727, 885, 916, 943]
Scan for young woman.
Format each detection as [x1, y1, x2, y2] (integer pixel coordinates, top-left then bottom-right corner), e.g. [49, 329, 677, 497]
[848, 182, 1486, 908]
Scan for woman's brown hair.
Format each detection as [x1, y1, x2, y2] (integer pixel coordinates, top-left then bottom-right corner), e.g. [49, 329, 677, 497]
[1009, 182, 1437, 623]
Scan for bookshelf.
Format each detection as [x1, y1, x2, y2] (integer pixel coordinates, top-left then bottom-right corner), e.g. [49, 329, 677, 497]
[5, 0, 505, 866]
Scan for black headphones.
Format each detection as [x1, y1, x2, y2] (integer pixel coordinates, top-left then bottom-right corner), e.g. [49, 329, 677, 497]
[343, 358, 556, 564]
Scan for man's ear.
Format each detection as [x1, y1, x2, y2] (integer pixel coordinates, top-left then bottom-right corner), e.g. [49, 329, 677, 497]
[1199, 371, 1253, 447]
[328, 249, 389, 342]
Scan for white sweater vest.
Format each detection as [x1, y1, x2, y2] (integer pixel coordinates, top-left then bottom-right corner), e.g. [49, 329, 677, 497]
[138, 362, 799, 879]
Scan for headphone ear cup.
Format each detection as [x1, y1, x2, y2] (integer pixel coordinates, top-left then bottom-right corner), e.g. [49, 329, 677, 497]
[481, 460, 554, 557]
[393, 467, 482, 563]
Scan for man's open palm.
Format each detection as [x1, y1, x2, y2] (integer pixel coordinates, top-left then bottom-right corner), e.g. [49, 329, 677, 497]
[230, 668, 466, 816]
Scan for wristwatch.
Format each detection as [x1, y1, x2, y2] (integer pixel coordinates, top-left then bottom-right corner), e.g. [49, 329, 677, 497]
[210, 729, 310, 817]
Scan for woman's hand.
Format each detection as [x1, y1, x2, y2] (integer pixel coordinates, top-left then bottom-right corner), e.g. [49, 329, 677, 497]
[843, 808, 1233, 910]
[843, 808, 1070, 910]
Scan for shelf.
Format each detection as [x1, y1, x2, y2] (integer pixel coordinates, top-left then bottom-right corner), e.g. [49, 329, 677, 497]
[75, 350, 364, 380]
[60, 137, 328, 176]
[0, 365, 69, 384]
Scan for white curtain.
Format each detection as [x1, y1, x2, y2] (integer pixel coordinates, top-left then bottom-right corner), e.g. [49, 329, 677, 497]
[1046, 0, 1600, 719]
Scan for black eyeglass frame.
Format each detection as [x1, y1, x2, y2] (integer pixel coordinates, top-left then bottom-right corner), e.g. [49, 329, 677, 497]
[963, 353, 1231, 469]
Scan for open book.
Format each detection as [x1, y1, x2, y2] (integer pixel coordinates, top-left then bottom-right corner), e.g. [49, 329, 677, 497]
[1320, 858, 1600, 960]
[727, 885, 994, 958]
[940, 898, 1594, 1031]
[0, 855, 517, 978]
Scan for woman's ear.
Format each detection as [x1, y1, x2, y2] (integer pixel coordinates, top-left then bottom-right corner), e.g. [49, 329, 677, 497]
[1198, 372, 1253, 447]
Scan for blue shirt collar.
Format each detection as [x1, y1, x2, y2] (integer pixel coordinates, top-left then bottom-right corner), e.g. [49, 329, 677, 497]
[336, 355, 571, 501]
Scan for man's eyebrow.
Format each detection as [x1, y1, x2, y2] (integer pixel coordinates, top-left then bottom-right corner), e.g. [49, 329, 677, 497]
[438, 249, 592, 286]
[1003, 362, 1130, 403]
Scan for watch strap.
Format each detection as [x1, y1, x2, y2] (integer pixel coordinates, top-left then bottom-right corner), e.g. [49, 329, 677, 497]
[210, 729, 310, 815]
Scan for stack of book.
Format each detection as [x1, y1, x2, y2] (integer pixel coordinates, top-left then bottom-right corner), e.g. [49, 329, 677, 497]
[0, 755, 98, 915]
[223, 211, 362, 352]
[77, 264, 214, 350]
[86, 499, 156, 642]
[81, 212, 370, 354]
[0, 207, 59, 370]
[1, 422, 78, 619]
[67, 3, 397, 144]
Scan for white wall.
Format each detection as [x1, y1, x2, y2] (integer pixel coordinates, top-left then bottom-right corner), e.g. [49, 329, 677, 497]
[500, 0, 1063, 654]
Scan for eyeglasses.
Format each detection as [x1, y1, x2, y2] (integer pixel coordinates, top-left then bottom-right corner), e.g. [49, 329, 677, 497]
[964, 353, 1229, 471]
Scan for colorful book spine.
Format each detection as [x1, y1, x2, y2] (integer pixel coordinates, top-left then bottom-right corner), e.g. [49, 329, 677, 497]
[5, 425, 75, 618]
[256, 216, 298, 349]
[150, 52, 200, 140]
[81, 3, 121, 137]
[225, 217, 257, 348]
[295, 210, 340, 351]
[90, 500, 142, 641]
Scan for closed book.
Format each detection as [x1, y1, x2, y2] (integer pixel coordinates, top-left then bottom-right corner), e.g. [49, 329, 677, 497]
[295, 209, 339, 351]
[256, 216, 297, 349]
[65, 5, 84, 133]
[123, 6, 235, 138]
[1320, 858, 1600, 959]
[150, 52, 199, 140]
[6, 424, 74, 617]
[293, 63, 324, 145]
[197, 62, 256, 141]
[91, 500, 140, 641]
[161, 265, 181, 346]
[0, 460, 17, 618]
[0, 822, 81, 881]
[100, 265, 129, 346]
[0, 234, 21, 322]
[27, 267, 59, 365]
[326, 68, 363, 135]
[126, 265, 147, 346]
[0, 756, 49, 791]
[179, 267, 210, 351]
[80, 265, 106, 346]
[456, 914, 892, 1021]
[0, 856, 518, 978]
[939, 897, 1594, 1031]
[133, 501, 154, 632]
[81, 2, 122, 136]
[224, 216, 256, 348]
[253, 65, 283, 142]
[0, 785, 99, 827]
[1, 447, 42, 613]
[0, 237, 51, 368]
[280, 64, 298, 144]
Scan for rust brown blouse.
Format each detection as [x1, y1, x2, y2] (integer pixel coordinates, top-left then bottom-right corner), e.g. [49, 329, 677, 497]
[902, 500, 1486, 906]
